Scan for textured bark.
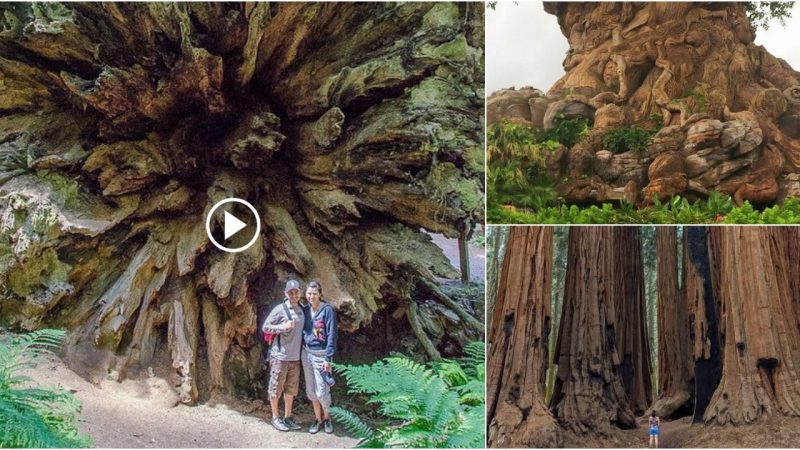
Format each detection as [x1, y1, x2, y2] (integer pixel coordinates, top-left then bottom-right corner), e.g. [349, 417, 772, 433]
[0, 3, 484, 401]
[487, 227, 560, 448]
[653, 227, 694, 417]
[492, 3, 800, 206]
[704, 227, 800, 425]
[685, 226, 723, 423]
[550, 227, 651, 436]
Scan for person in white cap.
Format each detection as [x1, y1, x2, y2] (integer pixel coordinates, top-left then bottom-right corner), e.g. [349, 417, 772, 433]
[262, 279, 305, 431]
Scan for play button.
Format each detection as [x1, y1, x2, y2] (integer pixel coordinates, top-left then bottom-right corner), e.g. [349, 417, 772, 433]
[205, 198, 261, 253]
[224, 211, 246, 240]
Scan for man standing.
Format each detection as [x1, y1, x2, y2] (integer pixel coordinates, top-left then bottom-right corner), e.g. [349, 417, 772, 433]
[262, 279, 305, 431]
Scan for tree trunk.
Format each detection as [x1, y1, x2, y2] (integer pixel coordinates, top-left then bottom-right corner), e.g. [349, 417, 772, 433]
[521, 3, 800, 206]
[613, 227, 653, 416]
[0, 2, 484, 401]
[704, 227, 800, 425]
[653, 227, 694, 417]
[487, 227, 560, 448]
[684, 226, 723, 423]
[550, 227, 651, 436]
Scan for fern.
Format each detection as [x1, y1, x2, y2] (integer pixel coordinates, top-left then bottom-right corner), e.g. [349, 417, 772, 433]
[0, 329, 92, 448]
[332, 343, 485, 448]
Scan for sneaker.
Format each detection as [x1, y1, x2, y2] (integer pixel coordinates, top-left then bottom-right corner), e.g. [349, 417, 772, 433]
[283, 416, 301, 431]
[309, 419, 321, 434]
[323, 418, 334, 434]
[271, 417, 289, 432]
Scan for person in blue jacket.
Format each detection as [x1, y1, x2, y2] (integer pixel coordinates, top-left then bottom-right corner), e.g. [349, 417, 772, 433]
[300, 280, 338, 434]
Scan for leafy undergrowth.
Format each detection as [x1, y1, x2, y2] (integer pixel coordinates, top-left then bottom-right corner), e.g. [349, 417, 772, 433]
[330, 342, 484, 448]
[489, 194, 800, 224]
[0, 329, 92, 448]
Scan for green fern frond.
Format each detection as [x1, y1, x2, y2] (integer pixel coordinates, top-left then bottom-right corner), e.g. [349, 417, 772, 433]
[0, 329, 91, 448]
[329, 406, 374, 441]
[335, 350, 485, 449]
[444, 408, 485, 448]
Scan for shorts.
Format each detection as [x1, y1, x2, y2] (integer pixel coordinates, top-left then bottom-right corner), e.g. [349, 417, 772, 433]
[650, 426, 659, 436]
[268, 356, 300, 398]
[301, 348, 332, 409]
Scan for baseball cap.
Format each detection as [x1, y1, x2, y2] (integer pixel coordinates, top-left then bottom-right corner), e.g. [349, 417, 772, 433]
[284, 279, 301, 292]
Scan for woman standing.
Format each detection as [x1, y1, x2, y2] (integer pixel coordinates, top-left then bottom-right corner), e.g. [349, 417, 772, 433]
[301, 281, 338, 434]
[649, 410, 660, 448]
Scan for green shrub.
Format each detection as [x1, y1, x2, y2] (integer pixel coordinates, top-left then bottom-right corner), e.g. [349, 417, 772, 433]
[0, 329, 92, 448]
[487, 121, 561, 211]
[602, 126, 653, 153]
[534, 115, 589, 149]
[487, 194, 800, 225]
[329, 342, 485, 448]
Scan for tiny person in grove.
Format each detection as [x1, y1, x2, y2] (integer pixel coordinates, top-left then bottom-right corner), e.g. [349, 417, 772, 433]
[301, 280, 338, 434]
[262, 279, 306, 432]
[649, 410, 661, 448]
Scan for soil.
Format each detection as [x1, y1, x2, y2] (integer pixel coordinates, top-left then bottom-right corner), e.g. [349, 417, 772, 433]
[23, 352, 359, 448]
[560, 415, 800, 448]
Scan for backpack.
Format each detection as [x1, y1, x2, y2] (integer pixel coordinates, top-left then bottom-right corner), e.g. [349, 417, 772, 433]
[263, 301, 292, 349]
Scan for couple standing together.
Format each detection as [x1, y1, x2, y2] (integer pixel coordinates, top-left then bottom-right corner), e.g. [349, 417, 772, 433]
[262, 279, 337, 434]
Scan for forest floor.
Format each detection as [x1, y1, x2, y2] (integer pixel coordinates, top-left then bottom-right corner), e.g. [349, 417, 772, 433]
[24, 351, 359, 448]
[566, 415, 800, 448]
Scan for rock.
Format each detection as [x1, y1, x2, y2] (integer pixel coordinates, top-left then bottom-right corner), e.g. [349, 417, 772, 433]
[487, 87, 545, 125]
[593, 150, 645, 183]
[694, 158, 751, 188]
[543, 97, 595, 130]
[778, 110, 800, 139]
[566, 145, 594, 179]
[594, 104, 630, 128]
[779, 173, 800, 202]
[754, 88, 788, 120]
[530, 97, 550, 129]
[720, 121, 747, 149]
[642, 152, 687, 203]
[721, 119, 762, 155]
[684, 119, 722, 152]
[648, 126, 685, 157]
[684, 154, 710, 178]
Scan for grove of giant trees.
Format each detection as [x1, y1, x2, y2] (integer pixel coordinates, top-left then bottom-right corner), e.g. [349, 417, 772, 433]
[488, 225, 800, 447]
[0, 3, 484, 403]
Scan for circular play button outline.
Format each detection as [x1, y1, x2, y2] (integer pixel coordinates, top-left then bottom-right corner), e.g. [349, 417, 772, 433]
[205, 197, 261, 253]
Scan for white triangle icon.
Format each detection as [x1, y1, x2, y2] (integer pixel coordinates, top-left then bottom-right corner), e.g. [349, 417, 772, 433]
[224, 211, 247, 240]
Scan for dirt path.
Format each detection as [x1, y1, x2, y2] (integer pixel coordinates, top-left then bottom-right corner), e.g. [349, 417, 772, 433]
[25, 353, 359, 448]
[658, 418, 692, 448]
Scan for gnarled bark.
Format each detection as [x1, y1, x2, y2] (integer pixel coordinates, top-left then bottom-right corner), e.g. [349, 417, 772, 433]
[0, 2, 484, 401]
[487, 227, 560, 448]
[491, 3, 800, 207]
[704, 227, 800, 425]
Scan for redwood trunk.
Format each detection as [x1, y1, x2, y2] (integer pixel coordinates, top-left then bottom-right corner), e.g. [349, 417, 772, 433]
[704, 227, 800, 425]
[550, 227, 651, 435]
[653, 227, 694, 417]
[487, 227, 560, 448]
[684, 226, 723, 423]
